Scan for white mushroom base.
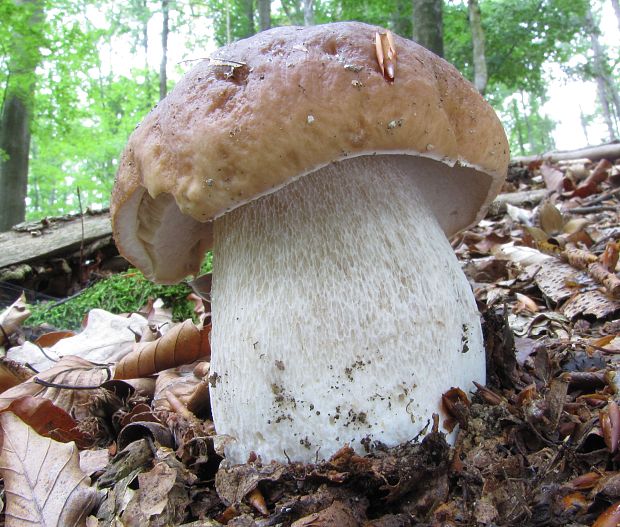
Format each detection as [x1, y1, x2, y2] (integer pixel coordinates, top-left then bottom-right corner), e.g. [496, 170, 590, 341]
[210, 155, 485, 464]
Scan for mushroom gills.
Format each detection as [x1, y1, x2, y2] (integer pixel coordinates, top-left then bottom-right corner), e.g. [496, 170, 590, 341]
[210, 154, 485, 464]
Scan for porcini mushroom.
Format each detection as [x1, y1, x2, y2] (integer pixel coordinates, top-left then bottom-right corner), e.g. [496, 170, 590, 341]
[111, 22, 509, 464]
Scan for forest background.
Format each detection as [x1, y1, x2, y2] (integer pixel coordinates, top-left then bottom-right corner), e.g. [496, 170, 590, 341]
[0, 0, 618, 232]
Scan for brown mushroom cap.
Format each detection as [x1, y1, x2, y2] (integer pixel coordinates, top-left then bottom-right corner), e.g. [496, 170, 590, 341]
[112, 22, 509, 283]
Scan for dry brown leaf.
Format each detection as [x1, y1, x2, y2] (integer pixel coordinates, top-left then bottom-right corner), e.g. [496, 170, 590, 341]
[568, 159, 612, 198]
[0, 412, 99, 526]
[0, 356, 110, 420]
[0, 293, 30, 347]
[35, 330, 77, 348]
[540, 163, 565, 193]
[0, 359, 34, 394]
[153, 360, 210, 415]
[291, 501, 361, 527]
[515, 293, 539, 313]
[593, 501, 620, 527]
[0, 396, 89, 447]
[114, 320, 210, 380]
[538, 201, 564, 235]
[601, 241, 620, 273]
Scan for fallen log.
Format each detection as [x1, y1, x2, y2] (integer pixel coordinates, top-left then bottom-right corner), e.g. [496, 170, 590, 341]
[0, 211, 112, 269]
[512, 142, 620, 164]
[0, 210, 120, 306]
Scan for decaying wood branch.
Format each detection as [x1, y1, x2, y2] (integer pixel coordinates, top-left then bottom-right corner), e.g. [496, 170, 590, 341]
[0, 211, 112, 269]
[512, 142, 620, 164]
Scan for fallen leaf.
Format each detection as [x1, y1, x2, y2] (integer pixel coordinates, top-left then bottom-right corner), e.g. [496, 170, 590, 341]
[7, 309, 148, 372]
[0, 356, 110, 420]
[35, 330, 77, 348]
[515, 293, 539, 313]
[0, 293, 30, 347]
[79, 448, 110, 478]
[593, 501, 620, 527]
[153, 360, 210, 417]
[114, 320, 210, 380]
[568, 159, 612, 198]
[291, 500, 361, 527]
[0, 412, 99, 526]
[538, 201, 564, 235]
[0, 396, 89, 447]
[540, 163, 565, 193]
[0, 359, 34, 394]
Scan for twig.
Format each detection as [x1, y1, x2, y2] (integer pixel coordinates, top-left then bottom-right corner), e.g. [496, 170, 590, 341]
[77, 187, 85, 285]
[567, 205, 617, 214]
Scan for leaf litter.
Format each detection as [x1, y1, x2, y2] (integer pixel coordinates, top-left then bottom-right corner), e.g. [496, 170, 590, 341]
[0, 155, 619, 525]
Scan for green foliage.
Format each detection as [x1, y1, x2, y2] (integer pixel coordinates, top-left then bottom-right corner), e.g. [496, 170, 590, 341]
[0, 0, 613, 223]
[446, 0, 589, 96]
[28, 252, 213, 330]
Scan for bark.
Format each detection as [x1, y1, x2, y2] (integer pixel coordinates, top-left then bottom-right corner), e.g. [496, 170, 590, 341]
[467, 0, 487, 94]
[303, 0, 314, 26]
[0, 211, 112, 269]
[520, 91, 536, 153]
[512, 142, 620, 164]
[141, 0, 152, 104]
[0, 0, 42, 232]
[512, 99, 525, 156]
[159, 0, 169, 100]
[258, 0, 271, 31]
[244, 0, 255, 37]
[412, 0, 443, 57]
[579, 105, 590, 145]
[391, 0, 411, 37]
[585, 6, 619, 140]
[280, 0, 301, 25]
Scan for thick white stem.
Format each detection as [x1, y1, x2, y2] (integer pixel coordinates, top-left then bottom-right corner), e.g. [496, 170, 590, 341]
[210, 155, 484, 464]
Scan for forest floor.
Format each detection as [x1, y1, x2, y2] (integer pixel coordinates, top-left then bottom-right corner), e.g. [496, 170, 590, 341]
[0, 155, 620, 526]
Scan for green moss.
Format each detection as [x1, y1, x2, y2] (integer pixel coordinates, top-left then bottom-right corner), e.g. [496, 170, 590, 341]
[28, 252, 213, 330]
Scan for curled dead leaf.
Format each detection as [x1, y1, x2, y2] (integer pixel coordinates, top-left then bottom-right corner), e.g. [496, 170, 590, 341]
[114, 321, 211, 380]
[0, 358, 34, 394]
[593, 501, 620, 527]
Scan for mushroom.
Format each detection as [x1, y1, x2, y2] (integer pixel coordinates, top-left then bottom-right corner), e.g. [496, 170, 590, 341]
[111, 22, 509, 464]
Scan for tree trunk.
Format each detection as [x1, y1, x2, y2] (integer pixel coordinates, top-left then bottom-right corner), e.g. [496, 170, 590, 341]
[520, 91, 536, 152]
[578, 105, 590, 145]
[159, 0, 169, 100]
[611, 0, 620, 34]
[467, 0, 487, 94]
[391, 0, 411, 37]
[141, 0, 153, 104]
[586, 6, 618, 140]
[0, 0, 42, 232]
[412, 0, 443, 57]
[303, 0, 314, 26]
[258, 0, 271, 31]
[244, 0, 255, 37]
[511, 99, 525, 156]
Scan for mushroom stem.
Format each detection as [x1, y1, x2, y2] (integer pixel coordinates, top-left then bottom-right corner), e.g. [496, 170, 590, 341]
[210, 155, 484, 464]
